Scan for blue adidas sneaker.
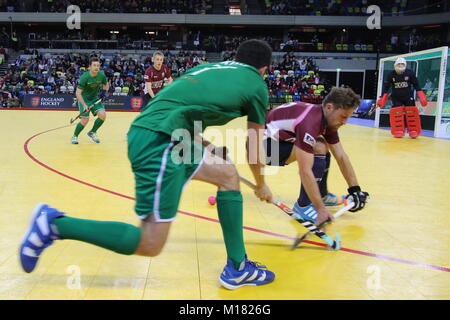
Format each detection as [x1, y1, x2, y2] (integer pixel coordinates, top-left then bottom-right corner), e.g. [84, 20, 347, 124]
[87, 131, 100, 143]
[322, 193, 344, 206]
[19, 203, 64, 273]
[219, 257, 275, 290]
[292, 202, 318, 223]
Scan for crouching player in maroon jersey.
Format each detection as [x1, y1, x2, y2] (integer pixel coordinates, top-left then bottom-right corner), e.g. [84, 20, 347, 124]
[376, 57, 428, 138]
[142, 51, 173, 112]
[264, 87, 369, 225]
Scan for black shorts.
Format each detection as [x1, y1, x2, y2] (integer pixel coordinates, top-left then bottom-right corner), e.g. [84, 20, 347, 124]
[263, 137, 294, 166]
[392, 96, 416, 107]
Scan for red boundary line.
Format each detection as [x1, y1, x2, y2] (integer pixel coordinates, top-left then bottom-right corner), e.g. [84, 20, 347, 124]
[23, 125, 450, 273]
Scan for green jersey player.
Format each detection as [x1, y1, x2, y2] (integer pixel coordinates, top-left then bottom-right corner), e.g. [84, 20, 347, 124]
[71, 57, 109, 144]
[20, 40, 276, 290]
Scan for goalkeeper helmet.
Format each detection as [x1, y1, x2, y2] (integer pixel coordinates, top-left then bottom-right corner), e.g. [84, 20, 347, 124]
[394, 57, 407, 74]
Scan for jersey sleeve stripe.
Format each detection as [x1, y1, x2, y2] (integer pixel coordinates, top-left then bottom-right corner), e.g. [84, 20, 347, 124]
[292, 104, 314, 131]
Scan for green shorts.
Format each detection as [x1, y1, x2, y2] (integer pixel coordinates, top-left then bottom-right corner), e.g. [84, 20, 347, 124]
[78, 100, 105, 117]
[127, 126, 205, 221]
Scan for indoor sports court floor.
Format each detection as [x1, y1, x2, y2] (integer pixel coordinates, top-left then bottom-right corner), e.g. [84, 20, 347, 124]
[0, 110, 449, 300]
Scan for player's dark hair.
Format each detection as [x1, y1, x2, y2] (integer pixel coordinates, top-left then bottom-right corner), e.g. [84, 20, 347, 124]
[89, 57, 100, 66]
[323, 86, 361, 110]
[235, 39, 272, 70]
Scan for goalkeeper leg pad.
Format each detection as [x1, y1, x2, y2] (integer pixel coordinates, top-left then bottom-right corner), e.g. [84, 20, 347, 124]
[389, 106, 405, 138]
[404, 106, 421, 138]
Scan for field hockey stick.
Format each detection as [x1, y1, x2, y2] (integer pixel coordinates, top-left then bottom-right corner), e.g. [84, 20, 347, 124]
[70, 98, 102, 124]
[239, 176, 342, 250]
[368, 103, 377, 116]
[200, 139, 342, 250]
[291, 199, 354, 250]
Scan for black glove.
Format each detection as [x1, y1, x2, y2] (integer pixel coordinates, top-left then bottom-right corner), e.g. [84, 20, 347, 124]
[346, 186, 369, 212]
[99, 90, 108, 100]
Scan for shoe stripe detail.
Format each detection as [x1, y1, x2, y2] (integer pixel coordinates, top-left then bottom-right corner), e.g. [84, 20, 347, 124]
[246, 270, 259, 282]
[229, 272, 249, 284]
[258, 271, 266, 282]
[22, 246, 38, 258]
[36, 212, 50, 236]
[50, 225, 60, 238]
[28, 232, 44, 247]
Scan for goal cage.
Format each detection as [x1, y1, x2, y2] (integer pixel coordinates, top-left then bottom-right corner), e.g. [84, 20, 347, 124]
[374, 46, 450, 138]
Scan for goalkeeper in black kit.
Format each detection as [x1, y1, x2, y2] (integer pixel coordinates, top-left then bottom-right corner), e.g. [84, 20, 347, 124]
[376, 57, 428, 138]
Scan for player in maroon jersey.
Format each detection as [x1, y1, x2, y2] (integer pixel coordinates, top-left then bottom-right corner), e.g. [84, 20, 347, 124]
[264, 87, 369, 225]
[142, 51, 173, 111]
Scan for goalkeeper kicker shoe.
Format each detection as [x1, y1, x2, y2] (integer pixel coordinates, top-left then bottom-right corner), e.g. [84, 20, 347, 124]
[87, 131, 100, 143]
[71, 136, 78, 144]
[19, 203, 64, 273]
[220, 257, 275, 290]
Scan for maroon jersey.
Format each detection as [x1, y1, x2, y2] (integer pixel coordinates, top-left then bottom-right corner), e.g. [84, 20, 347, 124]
[265, 102, 339, 154]
[143, 65, 170, 95]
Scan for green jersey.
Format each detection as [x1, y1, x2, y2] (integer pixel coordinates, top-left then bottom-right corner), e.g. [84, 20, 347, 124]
[131, 61, 269, 137]
[77, 71, 107, 102]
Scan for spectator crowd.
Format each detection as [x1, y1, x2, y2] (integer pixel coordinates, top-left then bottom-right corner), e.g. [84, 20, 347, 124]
[0, 50, 328, 108]
[2, 0, 448, 16]
[198, 27, 446, 54]
[1, 0, 213, 14]
[261, 0, 409, 16]
[0, 48, 329, 108]
[266, 53, 329, 105]
[0, 50, 209, 107]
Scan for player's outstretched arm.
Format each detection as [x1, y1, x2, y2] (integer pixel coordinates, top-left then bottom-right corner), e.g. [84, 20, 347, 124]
[246, 121, 272, 203]
[328, 142, 358, 187]
[328, 142, 369, 212]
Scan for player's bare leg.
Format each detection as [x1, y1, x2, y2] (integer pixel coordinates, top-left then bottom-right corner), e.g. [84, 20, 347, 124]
[135, 214, 172, 257]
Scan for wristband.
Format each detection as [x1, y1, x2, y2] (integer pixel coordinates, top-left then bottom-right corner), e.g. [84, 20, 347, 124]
[347, 186, 361, 194]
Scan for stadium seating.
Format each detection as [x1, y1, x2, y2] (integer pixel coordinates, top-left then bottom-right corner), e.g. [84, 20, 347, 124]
[262, 0, 410, 16]
[0, 51, 209, 102]
[25, 0, 213, 14]
[266, 55, 327, 106]
[114, 87, 122, 95]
